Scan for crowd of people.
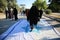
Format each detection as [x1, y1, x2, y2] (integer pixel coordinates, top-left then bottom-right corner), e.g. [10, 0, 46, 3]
[5, 7, 18, 21]
[5, 5, 43, 32]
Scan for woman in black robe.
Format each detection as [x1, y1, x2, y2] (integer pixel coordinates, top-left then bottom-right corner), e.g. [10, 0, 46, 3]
[27, 6, 39, 31]
[13, 7, 18, 21]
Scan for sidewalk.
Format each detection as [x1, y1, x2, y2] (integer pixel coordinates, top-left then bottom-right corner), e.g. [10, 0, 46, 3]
[43, 13, 60, 33]
[0, 19, 60, 40]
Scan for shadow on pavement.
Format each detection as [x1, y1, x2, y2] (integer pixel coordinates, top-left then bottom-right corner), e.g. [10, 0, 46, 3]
[49, 38, 60, 40]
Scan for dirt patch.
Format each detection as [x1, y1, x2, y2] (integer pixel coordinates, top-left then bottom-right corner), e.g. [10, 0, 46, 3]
[0, 13, 6, 19]
[48, 13, 60, 18]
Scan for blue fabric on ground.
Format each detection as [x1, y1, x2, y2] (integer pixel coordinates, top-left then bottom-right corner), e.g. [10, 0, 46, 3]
[0, 19, 54, 40]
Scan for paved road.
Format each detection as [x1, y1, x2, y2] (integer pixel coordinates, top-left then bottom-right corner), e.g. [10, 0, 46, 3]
[0, 18, 60, 40]
[0, 13, 60, 40]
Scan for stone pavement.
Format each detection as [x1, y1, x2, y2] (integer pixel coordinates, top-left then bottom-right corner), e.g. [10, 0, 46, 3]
[0, 19, 60, 40]
[43, 13, 60, 35]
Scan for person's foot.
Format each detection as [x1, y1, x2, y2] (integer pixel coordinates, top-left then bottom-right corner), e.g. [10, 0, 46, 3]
[31, 26, 33, 29]
[15, 19, 17, 21]
[15, 19, 18, 21]
[30, 29, 33, 32]
[30, 26, 33, 32]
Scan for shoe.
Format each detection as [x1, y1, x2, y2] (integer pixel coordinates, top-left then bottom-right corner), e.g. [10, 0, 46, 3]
[30, 29, 32, 32]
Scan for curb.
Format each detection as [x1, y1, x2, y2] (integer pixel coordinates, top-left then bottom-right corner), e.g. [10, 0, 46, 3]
[53, 27, 60, 36]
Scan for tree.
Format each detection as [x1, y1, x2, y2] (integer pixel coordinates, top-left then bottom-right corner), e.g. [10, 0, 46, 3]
[48, 0, 60, 12]
[7, 0, 17, 8]
[0, 0, 7, 12]
[33, 0, 48, 10]
[0, 0, 18, 12]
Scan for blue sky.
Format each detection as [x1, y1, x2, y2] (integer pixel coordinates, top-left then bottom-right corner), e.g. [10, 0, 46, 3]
[17, 0, 49, 9]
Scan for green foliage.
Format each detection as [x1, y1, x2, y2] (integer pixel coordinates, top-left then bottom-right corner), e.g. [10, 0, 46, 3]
[0, 0, 7, 7]
[0, 0, 18, 12]
[48, 0, 60, 12]
[33, 0, 48, 10]
[0, 8, 3, 13]
[7, 0, 17, 8]
[0, 0, 7, 12]
[42, 1, 48, 9]
[45, 9, 52, 14]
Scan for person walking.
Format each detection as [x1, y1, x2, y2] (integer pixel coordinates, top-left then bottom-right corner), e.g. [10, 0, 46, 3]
[10, 8, 13, 20]
[13, 7, 18, 21]
[25, 9, 30, 19]
[27, 6, 39, 31]
[8, 7, 11, 19]
[5, 7, 8, 19]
